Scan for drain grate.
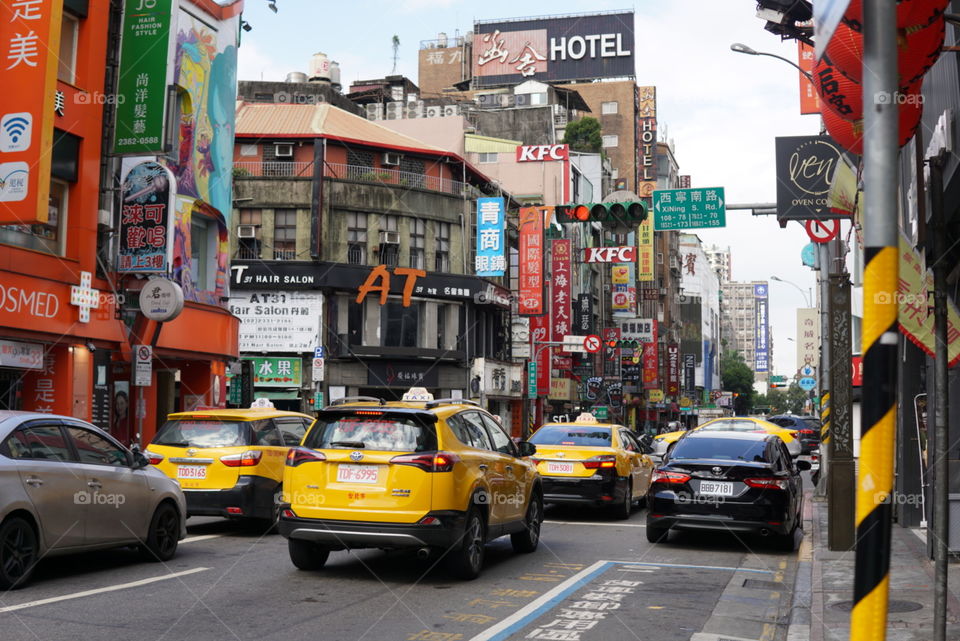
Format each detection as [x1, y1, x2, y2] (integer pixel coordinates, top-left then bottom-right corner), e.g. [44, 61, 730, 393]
[742, 578, 784, 590]
[830, 599, 923, 613]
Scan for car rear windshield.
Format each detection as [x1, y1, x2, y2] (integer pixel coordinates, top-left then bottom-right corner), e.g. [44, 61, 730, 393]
[801, 419, 820, 430]
[305, 412, 437, 452]
[670, 437, 769, 462]
[152, 420, 250, 448]
[529, 425, 612, 447]
[701, 420, 767, 433]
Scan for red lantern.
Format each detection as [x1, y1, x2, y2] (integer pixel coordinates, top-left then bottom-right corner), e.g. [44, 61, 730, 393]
[843, 0, 947, 29]
[822, 83, 923, 155]
[815, 54, 863, 120]
[828, 20, 864, 83]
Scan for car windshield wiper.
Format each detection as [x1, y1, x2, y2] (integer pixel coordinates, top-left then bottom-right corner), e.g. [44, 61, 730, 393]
[330, 440, 366, 449]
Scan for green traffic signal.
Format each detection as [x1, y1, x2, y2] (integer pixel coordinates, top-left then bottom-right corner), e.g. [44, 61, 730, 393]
[556, 201, 646, 226]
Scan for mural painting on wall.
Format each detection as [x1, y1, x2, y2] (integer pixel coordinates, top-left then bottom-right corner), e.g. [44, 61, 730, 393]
[166, 11, 238, 222]
[172, 196, 229, 305]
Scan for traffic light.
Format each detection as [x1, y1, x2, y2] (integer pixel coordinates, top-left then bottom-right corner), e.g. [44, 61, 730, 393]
[769, 382, 787, 388]
[605, 339, 643, 350]
[556, 201, 647, 227]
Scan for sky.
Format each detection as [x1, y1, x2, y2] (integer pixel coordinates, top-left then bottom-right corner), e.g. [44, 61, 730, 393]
[236, 0, 822, 377]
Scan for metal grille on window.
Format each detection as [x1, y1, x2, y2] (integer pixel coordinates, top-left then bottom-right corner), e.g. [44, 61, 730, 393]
[399, 157, 425, 188]
[273, 209, 297, 260]
[347, 212, 368, 265]
[410, 218, 425, 269]
[435, 221, 450, 272]
[347, 148, 375, 168]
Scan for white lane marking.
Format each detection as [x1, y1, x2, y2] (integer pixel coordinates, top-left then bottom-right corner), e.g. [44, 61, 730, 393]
[182, 534, 224, 544]
[544, 520, 646, 528]
[0, 567, 210, 613]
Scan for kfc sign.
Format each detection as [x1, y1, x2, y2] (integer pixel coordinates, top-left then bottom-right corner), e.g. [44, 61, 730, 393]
[584, 246, 636, 263]
[516, 144, 569, 162]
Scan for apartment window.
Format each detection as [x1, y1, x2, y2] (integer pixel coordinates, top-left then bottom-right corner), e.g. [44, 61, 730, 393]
[0, 180, 68, 255]
[58, 12, 80, 83]
[437, 303, 447, 350]
[409, 218, 425, 269]
[347, 212, 367, 264]
[435, 221, 450, 272]
[239, 144, 258, 157]
[379, 215, 399, 266]
[382, 300, 421, 347]
[236, 210, 261, 259]
[602, 135, 619, 148]
[191, 215, 216, 291]
[346, 148, 374, 169]
[478, 152, 498, 164]
[601, 101, 618, 115]
[273, 209, 296, 260]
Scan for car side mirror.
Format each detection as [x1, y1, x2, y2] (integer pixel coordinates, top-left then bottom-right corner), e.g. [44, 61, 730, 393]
[796, 459, 812, 472]
[130, 446, 149, 469]
[637, 433, 654, 454]
[517, 441, 536, 458]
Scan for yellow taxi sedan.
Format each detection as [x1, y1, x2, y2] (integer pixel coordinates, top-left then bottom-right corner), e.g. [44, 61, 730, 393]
[146, 406, 314, 521]
[528, 413, 655, 519]
[652, 416, 801, 458]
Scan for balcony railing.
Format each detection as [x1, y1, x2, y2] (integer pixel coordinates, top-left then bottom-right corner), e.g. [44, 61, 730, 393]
[233, 161, 480, 198]
[233, 161, 314, 177]
[273, 249, 297, 260]
[234, 245, 260, 260]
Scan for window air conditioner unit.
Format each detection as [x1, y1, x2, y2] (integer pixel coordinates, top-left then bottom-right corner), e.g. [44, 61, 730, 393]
[385, 101, 403, 119]
[379, 230, 401, 244]
[442, 104, 460, 117]
[382, 152, 401, 166]
[365, 103, 383, 120]
[237, 224, 258, 239]
[274, 143, 294, 157]
[425, 105, 442, 119]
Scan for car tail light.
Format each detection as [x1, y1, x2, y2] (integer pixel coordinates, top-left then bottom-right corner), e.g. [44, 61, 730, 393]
[582, 455, 617, 470]
[226, 507, 243, 515]
[285, 447, 326, 467]
[530, 458, 542, 464]
[390, 451, 460, 472]
[799, 429, 816, 435]
[144, 450, 164, 465]
[281, 508, 296, 518]
[418, 516, 441, 525]
[744, 477, 788, 490]
[650, 470, 691, 484]
[220, 450, 263, 467]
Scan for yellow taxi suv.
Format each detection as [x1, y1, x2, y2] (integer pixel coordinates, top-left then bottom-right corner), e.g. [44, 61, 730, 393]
[278, 388, 542, 580]
[145, 405, 315, 521]
[652, 416, 801, 459]
[528, 413, 655, 519]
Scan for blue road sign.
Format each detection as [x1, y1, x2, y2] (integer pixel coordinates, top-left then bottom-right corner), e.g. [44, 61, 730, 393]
[799, 376, 816, 391]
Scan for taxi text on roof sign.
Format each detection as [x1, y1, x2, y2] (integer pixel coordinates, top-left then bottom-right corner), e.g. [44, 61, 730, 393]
[402, 387, 435, 402]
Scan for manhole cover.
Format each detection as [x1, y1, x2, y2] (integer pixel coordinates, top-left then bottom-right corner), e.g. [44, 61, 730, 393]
[830, 600, 923, 613]
[742, 579, 784, 590]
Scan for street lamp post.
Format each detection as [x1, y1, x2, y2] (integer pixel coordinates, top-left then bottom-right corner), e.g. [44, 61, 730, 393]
[770, 275, 812, 308]
[729, 43, 812, 80]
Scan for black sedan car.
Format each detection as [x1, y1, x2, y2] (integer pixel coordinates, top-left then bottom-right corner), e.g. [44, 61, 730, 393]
[646, 431, 810, 550]
[767, 414, 821, 454]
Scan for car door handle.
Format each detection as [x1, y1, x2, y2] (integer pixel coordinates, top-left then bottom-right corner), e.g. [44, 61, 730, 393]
[87, 480, 102, 489]
[505, 465, 513, 472]
[478, 464, 488, 471]
[25, 477, 43, 487]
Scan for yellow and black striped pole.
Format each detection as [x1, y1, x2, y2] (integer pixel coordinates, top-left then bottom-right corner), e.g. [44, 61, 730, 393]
[852, 1, 898, 639]
[820, 392, 830, 447]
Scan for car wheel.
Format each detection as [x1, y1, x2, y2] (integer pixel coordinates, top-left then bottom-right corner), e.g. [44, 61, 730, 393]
[288, 538, 330, 571]
[140, 502, 181, 562]
[0, 517, 38, 590]
[612, 480, 632, 520]
[511, 492, 542, 553]
[776, 525, 798, 552]
[446, 508, 485, 580]
[646, 523, 669, 543]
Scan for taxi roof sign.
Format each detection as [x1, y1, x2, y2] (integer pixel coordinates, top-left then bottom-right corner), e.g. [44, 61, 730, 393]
[575, 412, 598, 423]
[251, 398, 275, 409]
[402, 387, 435, 402]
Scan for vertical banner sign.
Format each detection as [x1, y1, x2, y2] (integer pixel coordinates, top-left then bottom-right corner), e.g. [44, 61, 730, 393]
[475, 197, 505, 276]
[0, 0, 63, 225]
[637, 218, 654, 282]
[551, 239, 571, 341]
[113, 0, 174, 154]
[642, 319, 659, 389]
[796, 307, 820, 370]
[797, 42, 821, 115]
[529, 314, 550, 394]
[518, 206, 544, 315]
[667, 343, 680, 397]
[754, 283, 769, 372]
[683, 354, 696, 393]
[611, 265, 631, 312]
[636, 85, 657, 198]
[576, 293, 593, 334]
[118, 162, 175, 272]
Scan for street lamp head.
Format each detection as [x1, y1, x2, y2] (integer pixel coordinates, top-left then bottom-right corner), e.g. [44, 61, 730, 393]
[730, 43, 759, 56]
[770, 275, 783, 282]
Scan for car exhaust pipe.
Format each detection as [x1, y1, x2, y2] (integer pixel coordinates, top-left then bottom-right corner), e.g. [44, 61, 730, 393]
[416, 547, 431, 560]
[759, 528, 771, 537]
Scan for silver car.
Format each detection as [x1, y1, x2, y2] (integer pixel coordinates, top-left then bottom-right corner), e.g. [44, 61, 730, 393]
[0, 411, 187, 589]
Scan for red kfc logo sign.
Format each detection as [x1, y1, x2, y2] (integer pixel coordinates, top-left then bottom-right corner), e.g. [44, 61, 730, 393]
[584, 246, 636, 263]
[516, 144, 570, 162]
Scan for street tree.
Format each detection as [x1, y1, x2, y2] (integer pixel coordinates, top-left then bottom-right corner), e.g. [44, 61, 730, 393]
[721, 350, 755, 415]
[562, 117, 602, 153]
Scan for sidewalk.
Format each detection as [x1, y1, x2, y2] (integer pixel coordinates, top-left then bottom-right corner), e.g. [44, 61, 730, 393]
[790, 490, 960, 641]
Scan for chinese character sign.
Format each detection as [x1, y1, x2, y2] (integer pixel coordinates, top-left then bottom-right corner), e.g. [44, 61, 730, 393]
[118, 162, 175, 273]
[244, 357, 302, 387]
[667, 343, 680, 396]
[637, 218, 654, 282]
[798, 42, 821, 115]
[796, 307, 819, 371]
[611, 265, 631, 312]
[754, 284, 769, 372]
[518, 207, 544, 315]
[475, 197, 505, 277]
[551, 239, 571, 342]
[642, 320, 659, 390]
[113, 0, 173, 154]
[0, 0, 62, 225]
[530, 314, 550, 394]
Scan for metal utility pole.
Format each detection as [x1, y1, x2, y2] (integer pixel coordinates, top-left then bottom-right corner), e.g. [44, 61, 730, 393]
[816, 241, 831, 500]
[928, 156, 949, 641]
[852, 1, 899, 639]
